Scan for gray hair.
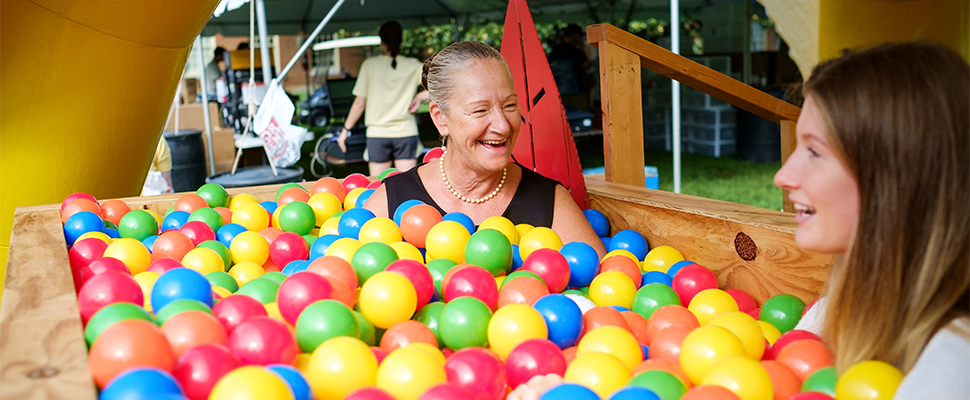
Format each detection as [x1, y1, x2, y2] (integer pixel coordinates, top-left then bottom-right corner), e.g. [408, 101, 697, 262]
[422, 41, 509, 112]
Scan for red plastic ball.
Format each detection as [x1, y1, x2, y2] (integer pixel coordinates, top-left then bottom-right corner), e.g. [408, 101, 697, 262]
[77, 270, 144, 325]
[671, 264, 719, 306]
[504, 338, 567, 389]
[423, 147, 444, 163]
[276, 272, 335, 326]
[764, 329, 823, 360]
[226, 316, 298, 366]
[212, 294, 269, 332]
[179, 221, 215, 247]
[726, 288, 758, 314]
[148, 258, 185, 274]
[444, 347, 508, 400]
[342, 173, 371, 192]
[366, 180, 383, 189]
[77, 257, 132, 292]
[270, 232, 310, 268]
[69, 238, 109, 291]
[385, 259, 436, 308]
[371, 346, 390, 364]
[789, 392, 834, 400]
[419, 382, 477, 400]
[173, 344, 241, 400]
[443, 266, 499, 311]
[99, 199, 132, 227]
[520, 248, 571, 294]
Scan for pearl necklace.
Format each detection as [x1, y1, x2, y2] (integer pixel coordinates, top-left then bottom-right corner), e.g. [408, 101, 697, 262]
[439, 149, 507, 204]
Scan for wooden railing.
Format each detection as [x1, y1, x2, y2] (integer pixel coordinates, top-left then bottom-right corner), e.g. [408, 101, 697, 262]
[587, 23, 801, 211]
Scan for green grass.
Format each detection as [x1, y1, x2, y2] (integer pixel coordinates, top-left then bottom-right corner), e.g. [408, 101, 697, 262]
[575, 136, 783, 211]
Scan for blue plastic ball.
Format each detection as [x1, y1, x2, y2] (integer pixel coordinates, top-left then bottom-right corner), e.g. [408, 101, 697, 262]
[665, 260, 697, 279]
[443, 212, 476, 235]
[260, 201, 278, 214]
[393, 199, 426, 226]
[540, 383, 600, 400]
[151, 268, 214, 311]
[309, 234, 340, 260]
[100, 367, 183, 400]
[216, 223, 248, 248]
[355, 189, 376, 209]
[511, 244, 524, 271]
[608, 387, 661, 400]
[642, 344, 650, 360]
[608, 230, 649, 261]
[142, 235, 158, 253]
[267, 364, 312, 400]
[64, 211, 106, 246]
[338, 208, 375, 239]
[642, 271, 673, 287]
[609, 305, 631, 312]
[533, 294, 583, 349]
[105, 228, 121, 239]
[161, 211, 190, 232]
[281, 260, 311, 276]
[583, 209, 610, 238]
[560, 242, 599, 288]
[600, 236, 611, 249]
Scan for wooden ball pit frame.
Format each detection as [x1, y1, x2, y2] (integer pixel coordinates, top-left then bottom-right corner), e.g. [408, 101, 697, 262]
[0, 23, 833, 400]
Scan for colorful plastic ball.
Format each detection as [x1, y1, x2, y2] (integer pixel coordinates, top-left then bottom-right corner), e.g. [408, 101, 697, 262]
[342, 173, 371, 192]
[631, 359, 691, 388]
[337, 207, 375, 239]
[342, 188, 366, 210]
[69, 237, 109, 277]
[764, 330, 823, 360]
[212, 294, 268, 332]
[498, 276, 549, 308]
[307, 192, 343, 227]
[801, 365, 837, 397]
[172, 344, 240, 400]
[578, 325, 641, 371]
[84, 302, 153, 346]
[834, 361, 903, 400]
[188, 207, 225, 233]
[385, 259, 435, 307]
[62, 192, 99, 213]
[680, 325, 746, 384]
[154, 299, 213, 327]
[323, 237, 361, 263]
[579, 306, 630, 339]
[556, 242, 597, 288]
[438, 212, 473, 235]
[671, 264, 719, 307]
[757, 360, 802, 400]
[775, 339, 834, 381]
[789, 392, 835, 400]
[151, 268, 214, 312]
[229, 230, 269, 265]
[720, 289, 755, 314]
[643, 271, 673, 287]
[539, 383, 599, 400]
[346, 387, 396, 400]
[520, 248, 571, 294]
[311, 177, 347, 201]
[620, 310, 650, 345]
[304, 336, 377, 400]
[173, 194, 209, 214]
[588, 270, 637, 309]
[609, 387, 662, 400]
[443, 265, 499, 310]
[177, 248, 222, 276]
[582, 209, 610, 237]
[563, 351, 630, 398]
[632, 283, 681, 321]
[152, 231, 193, 262]
[77, 257, 132, 293]
[532, 294, 584, 349]
[355, 188, 376, 208]
[226, 316, 298, 366]
[359, 271, 418, 329]
[758, 321, 782, 346]
[352, 242, 400, 284]
[268, 232, 309, 268]
[464, 228, 513, 276]
[99, 367, 183, 400]
[162, 210, 191, 232]
[376, 346, 447, 400]
[444, 347, 507, 400]
[688, 289, 739, 326]
[266, 364, 312, 400]
[274, 271, 334, 326]
[232, 202, 270, 232]
[294, 299, 359, 353]
[276, 201, 315, 235]
[700, 356, 773, 400]
[642, 246, 685, 273]
[399, 205, 443, 247]
[439, 296, 491, 350]
[62, 197, 102, 225]
[387, 241, 421, 263]
[278, 187, 311, 207]
[323, 276, 354, 307]
[648, 324, 694, 364]
[357, 217, 402, 245]
[103, 237, 151, 275]
[608, 230, 649, 261]
[486, 303, 548, 359]
[177, 221, 214, 247]
[681, 385, 741, 400]
[308, 234, 339, 260]
[77, 270, 144, 325]
[204, 271, 237, 294]
[477, 216, 518, 245]
[379, 320, 438, 351]
[307, 255, 358, 290]
[208, 365, 295, 400]
[64, 211, 106, 246]
[759, 294, 806, 334]
[628, 370, 688, 400]
[413, 302, 446, 348]
[235, 277, 280, 305]
[423, 258, 455, 294]
[194, 183, 228, 208]
[518, 227, 563, 261]
[276, 183, 305, 200]
[392, 199, 425, 226]
[161, 310, 228, 358]
[419, 382, 476, 400]
[708, 311, 765, 360]
[89, 319, 174, 388]
[228, 260, 265, 287]
[425, 220, 471, 264]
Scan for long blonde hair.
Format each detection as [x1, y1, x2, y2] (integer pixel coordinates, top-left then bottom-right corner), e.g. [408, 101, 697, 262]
[804, 42, 969, 372]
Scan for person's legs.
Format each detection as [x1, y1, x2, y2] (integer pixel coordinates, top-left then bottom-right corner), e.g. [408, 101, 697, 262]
[367, 137, 394, 176]
[369, 161, 393, 176]
[390, 136, 420, 172]
[394, 158, 417, 171]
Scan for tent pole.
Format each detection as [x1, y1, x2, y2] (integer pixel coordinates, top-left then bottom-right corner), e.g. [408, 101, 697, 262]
[196, 35, 217, 176]
[278, 0, 347, 82]
[671, 0, 682, 194]
[256, 0, 273, 84]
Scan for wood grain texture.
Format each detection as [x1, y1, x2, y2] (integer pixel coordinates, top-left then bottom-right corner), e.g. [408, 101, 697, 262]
[598, 40, 645, 187]
[586, 178, 833, 304]
[588, 23, 802, 125]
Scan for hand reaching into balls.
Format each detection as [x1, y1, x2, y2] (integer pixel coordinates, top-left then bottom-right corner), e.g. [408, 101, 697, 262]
[507, 373, 564, 400]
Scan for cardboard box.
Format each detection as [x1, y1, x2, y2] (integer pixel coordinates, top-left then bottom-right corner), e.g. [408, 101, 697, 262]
[202, 127, 237, 174]
[164, 102, 223, 132]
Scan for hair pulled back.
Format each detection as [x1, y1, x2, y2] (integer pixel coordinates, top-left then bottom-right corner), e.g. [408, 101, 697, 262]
[422, 41, 509, 112]
[379, 21, 403, 69]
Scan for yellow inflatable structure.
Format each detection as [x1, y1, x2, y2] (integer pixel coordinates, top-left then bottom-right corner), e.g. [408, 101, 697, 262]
[0, 0, 221, 280]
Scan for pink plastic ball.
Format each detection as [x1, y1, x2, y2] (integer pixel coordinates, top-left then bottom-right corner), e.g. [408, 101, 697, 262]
[385, 259, 436, 308]
[342, 173, 371, 193]
[270, 232, 310, 268]
[173, 344, 241, 400]
[148, 258, 185, 274]
[671, 264, 719, 306]
[276, 271, 336, 326]
[76, 257, 131, 292]
[520, 248, 571, 294]
[443, 266, 499, 311]
[179, 221, 215, 247]
[77, 270, 144, 325]
[212, 294, 269, 332]
[69, 237, 108, 273]
[444, 347, 508, 400]
[504, 338, 567, 389]
[764, 329, 823, 360]
[419, 382, 477, 400]
[226, 316, 298, 366]
[726, 288, 758, 313]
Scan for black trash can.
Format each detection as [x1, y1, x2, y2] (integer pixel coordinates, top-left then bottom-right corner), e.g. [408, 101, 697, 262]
[206, 166, 305, 188]
[163, 130, 207, 192]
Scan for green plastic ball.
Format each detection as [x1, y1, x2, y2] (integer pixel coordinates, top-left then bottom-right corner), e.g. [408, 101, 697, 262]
[628, 370, 687, 400]
[760, 294, 806, 333]
[352, 310, 377, 346]
[351, 242, 399, 285]
[439, 296, 492, 350]
[426, 258, 458, 296]
[376, 168, 399, 180]
[236, 278, 280, 304]
[259, 272, 288, 286]
[196, 183, 229, 208]
[413, 301, 446, 348]
[463, 229, 513, 276]
[188, 208, 225, 232]
[501, 270, 546, 289]
[802, 366, 837, 396]
[197, 240, 231, 271]
[278, 201, 316, 235]
[206, 270, 239, 293]
[295, 299, 360, 353]
[118, 209, 159, 241]
[632, 282, 682, 320]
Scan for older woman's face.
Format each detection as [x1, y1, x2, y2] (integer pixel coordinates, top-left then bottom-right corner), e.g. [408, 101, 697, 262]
[434, 58, 521, 173]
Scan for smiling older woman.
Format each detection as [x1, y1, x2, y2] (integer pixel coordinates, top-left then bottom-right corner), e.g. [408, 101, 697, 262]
[363, 41, 606, 257]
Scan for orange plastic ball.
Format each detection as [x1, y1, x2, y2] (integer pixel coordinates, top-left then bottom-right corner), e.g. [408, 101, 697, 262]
[580, 306, 631, 339]
[775, 339, 834, 381]
[62, 198, 101, 225]
[600, 255, 643, 290]
[307, 255, 359, 290]
[645, 305, 700, 346]
[160, 310, 228, 358]
[88, 319, 174, 388]
[620, 310, 650, 345]
[380, 320, 439, 351]
[759, 360, 802, 400]
[99, 200, 131, 227]
[399, 205, 443, 248]
[278, 187, 310, 206]
[174, 194, 209, 214]
[311, 177, 347, 202]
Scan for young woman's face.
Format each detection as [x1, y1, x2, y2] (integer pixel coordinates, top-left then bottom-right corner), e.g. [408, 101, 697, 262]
[774, 96, 860, 255]
[431, 58, 521, 174]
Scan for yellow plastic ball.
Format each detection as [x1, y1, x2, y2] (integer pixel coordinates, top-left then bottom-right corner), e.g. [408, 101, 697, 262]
[229, 193, 259, 211]
[325, 237, 361, 263]
[402, 342, 446, 366]
[518, 227, 563, 261]
[229, 230, 270, 265]
[181, 247, 225, 275]
[294, 353, 312, 373]
[143, 209, 164, 226]
[602, 249, 639, 265]
[307, 192, 343, 227]
[709, 311, 766, 360]
[359, 271, 417, 329]
[494, 275, 507, 288]
[103, 238, 151, 275]
[835, 360, 904, 400]
[359, 217, 403, 244]
[642, 245, 685, 273]
[228, 260, 265, 287]
[271, 205, 283, 229]
[212, 285, 232, 300]
[209, 365, 295, 400]
[132, 271, 160, 312]
[700, 355, 773, 400]
[264, 301, 289, 326]
[577, 325, 642, 371]
[232, 202, 270, 232]
[563, 352, 630, 398]
[306, 336, 378, 400]
[425, 220, 471, 264]
[680, 325, 746, 384]
[344, 187, 367, 210]
[487, 303, 549, 359]
[479, 216, 518, 245]
[318, 216, 340, 236]
[688, 288, 739, 326]
[77, 231, 112, 245]
[588, 270, 637, 309]
[757, 321, 782, 346]
[514, 223, 535, 242]
[389, 241, 424, 263]
[377, 347, 447, 400]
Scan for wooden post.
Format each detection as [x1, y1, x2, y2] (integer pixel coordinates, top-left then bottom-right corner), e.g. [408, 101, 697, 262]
[780, 119, 797, 212]
[597, 40, 644, 187]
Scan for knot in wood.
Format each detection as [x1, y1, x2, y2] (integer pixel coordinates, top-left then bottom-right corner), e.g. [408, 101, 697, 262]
[26, 366, 59, 379]
[734, 232, 757, 261]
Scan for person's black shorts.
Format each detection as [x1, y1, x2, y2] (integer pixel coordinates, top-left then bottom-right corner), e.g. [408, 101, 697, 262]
[364, 136, 420, 163]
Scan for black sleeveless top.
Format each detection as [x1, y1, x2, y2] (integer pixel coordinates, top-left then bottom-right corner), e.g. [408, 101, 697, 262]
[383, 164, 559, 227]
